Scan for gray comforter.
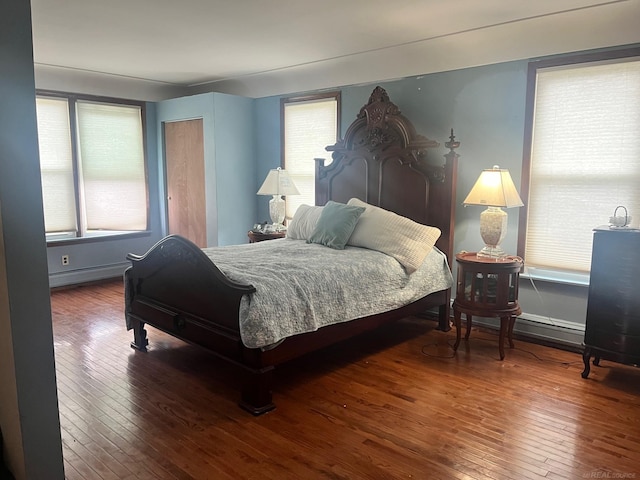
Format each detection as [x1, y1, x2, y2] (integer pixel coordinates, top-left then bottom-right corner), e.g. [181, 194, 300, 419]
[202, 238, 453, 349]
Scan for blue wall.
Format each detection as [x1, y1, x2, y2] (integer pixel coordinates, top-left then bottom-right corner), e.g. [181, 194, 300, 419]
[43, 55, 591, 344]
[156, 92, 256, 246]
[46, 101, 164, 287]
[1, 0, 65, 476]
[253, 60, 592, 344]
[212, 94, 256, 245]
[47, 91, 257, 287]
[51, 60, 529, 282]
[255, 60, 529, 257]
[254, 96, 282, 224]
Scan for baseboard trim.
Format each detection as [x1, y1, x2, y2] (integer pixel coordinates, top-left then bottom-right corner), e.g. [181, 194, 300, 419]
[470, 312, 585, 350]
[48, 263, 128, 288]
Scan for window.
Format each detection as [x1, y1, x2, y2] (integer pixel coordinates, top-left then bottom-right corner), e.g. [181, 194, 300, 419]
[282, 92, 340, 220]
[35, 92, 148, 240]
[519, 49, 640, 274]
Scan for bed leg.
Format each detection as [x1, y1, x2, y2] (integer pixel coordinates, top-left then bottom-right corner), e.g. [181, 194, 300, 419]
[239, 366, 275, 416]
[129, 318, 148, 352]
[437, 303, 451, 331]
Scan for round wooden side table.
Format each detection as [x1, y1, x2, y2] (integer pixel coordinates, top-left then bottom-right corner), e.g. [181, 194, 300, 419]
[452, 252, 523, 360]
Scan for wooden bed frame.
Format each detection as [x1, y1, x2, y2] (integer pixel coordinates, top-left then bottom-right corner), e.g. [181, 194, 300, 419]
[125, 86, 459, 415]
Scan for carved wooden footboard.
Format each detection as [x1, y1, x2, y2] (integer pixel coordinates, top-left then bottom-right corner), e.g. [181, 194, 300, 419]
[125, 234, 254, 353]
[124, 234, 280, 413]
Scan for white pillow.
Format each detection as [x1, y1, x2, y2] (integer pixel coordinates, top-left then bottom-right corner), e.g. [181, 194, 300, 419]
[346, 198, 441, 274]
[286, 204, 324, 240]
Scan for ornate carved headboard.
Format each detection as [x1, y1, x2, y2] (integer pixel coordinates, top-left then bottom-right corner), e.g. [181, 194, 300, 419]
[315, 86, 459, 262]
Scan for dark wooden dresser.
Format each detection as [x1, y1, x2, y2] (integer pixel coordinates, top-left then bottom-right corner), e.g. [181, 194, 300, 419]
[582, 227, 640, 378]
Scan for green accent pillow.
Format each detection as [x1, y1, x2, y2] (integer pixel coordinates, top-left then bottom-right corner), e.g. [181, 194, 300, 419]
[307, 201, 365, 249]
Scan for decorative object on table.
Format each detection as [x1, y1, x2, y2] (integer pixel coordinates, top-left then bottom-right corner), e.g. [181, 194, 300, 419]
[248, 230, 286, 243]
[609, 205, 631, 228]
[250, 222, 277, 234]
[257, 167, 300, 230]
[463, 165, 524, 258]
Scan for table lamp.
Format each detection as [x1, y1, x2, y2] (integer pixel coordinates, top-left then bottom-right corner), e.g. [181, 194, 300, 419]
[463, 165, 524, 258]
[257, 167, 300, 230]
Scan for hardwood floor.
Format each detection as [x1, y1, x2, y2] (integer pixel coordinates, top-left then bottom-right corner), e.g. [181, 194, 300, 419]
[51, 280, 640, 479]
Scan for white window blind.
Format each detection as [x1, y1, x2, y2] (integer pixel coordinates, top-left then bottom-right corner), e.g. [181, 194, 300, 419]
[526, 59, 640, 272]
[284, 97, 338, 219]
[35, 97, 77, 233]
[35, 94, 148, 238]
[76, 101, 147, 231]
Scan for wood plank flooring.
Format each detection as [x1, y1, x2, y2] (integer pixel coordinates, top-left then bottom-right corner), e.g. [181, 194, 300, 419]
[51, 279, 640, 479]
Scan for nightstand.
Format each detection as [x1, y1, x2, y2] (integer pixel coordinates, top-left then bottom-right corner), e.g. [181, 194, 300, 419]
[452, 252, 523, 360]
[247, 231, 286, 243]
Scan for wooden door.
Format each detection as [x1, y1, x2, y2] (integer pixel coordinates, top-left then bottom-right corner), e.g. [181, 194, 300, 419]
[164, 119, 206, 247]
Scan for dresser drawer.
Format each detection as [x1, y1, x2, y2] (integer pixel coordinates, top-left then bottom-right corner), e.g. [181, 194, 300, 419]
[585, 311, 640, 336]
[584, 329, 640, 355]
[587, 286, 640, 312]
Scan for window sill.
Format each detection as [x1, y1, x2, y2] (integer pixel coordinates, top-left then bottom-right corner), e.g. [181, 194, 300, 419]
[46, 230, 152, 247]
[520, 266, 589, 287]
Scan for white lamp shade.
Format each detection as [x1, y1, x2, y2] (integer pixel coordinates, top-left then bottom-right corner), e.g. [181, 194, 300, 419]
[464, 165, 523, 258]
[463, 166, 523, 208]
[257, 168, 300, 196]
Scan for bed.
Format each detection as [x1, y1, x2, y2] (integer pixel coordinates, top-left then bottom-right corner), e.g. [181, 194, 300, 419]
[125, 86, 460, 415]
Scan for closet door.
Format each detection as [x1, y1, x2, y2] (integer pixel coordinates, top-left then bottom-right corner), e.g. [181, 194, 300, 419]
[164, 119, 206, 247]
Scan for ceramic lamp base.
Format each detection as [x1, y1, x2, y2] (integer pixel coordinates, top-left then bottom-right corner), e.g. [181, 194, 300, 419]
[477, 206, 508, 258]
[268, 194, 285, 227]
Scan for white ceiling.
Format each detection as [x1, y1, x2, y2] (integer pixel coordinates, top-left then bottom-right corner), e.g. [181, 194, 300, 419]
[30, 0, 640, 100]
